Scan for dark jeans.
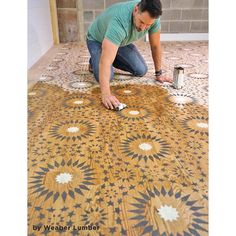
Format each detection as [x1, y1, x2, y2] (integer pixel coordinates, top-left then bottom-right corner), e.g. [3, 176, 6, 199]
[86, 39, 148, 82]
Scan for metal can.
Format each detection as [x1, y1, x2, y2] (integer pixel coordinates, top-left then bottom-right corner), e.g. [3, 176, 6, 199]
[173, 66, 184, 89]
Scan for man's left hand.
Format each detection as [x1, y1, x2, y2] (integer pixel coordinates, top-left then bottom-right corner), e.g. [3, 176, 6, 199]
[155, 75, 173, 83]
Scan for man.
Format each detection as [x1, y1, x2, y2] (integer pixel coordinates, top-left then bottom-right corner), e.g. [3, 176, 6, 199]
[86, 0, 172, 110]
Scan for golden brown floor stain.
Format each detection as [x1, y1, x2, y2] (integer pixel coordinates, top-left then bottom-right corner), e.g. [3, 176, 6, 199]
[28, 82, 208, 236]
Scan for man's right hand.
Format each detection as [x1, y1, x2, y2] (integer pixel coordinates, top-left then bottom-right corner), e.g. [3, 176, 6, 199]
[102, 94, 120, 110]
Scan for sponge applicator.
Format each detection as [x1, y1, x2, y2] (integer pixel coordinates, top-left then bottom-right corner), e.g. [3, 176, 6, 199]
[115, 103, 127, 111]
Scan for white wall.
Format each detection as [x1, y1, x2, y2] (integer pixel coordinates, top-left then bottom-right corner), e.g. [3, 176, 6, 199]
[28, 0, 53, 69]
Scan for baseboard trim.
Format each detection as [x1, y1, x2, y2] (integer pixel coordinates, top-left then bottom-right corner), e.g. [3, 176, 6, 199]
[145, 33, 208, 42]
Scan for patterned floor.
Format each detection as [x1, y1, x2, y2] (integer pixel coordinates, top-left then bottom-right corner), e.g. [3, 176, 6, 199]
[28, 40, 208, 236]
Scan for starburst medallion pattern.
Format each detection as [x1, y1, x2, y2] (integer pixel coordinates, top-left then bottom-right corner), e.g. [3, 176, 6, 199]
[120, 134, 171, 162]
[49, 120, 96, 141]
[29, 159, 97, 202]
[181, 116, 208, 136]
[129, 186, 208, 235]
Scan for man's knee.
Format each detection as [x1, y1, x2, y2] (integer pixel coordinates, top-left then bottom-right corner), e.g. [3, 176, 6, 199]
[93, 68, 114, 83]
[133, 63, 148, 77]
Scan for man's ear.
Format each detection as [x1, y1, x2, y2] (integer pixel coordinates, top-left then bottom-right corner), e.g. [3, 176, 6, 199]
[134, 5, 139, 14]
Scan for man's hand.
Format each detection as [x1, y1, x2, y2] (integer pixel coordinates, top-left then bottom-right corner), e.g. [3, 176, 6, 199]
[102, 94, 120, 110]
[155, 75, 173, 83]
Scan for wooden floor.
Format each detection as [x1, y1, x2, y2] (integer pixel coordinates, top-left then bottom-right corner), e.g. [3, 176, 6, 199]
[28, 41, 208, 236]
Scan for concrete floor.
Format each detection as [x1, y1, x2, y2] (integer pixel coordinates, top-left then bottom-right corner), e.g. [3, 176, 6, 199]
[28, 44, 65, 90]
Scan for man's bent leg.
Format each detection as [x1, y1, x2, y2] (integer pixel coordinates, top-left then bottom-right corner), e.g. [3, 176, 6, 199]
[86, 39, 114, 82]
[113, 44, 148, 77]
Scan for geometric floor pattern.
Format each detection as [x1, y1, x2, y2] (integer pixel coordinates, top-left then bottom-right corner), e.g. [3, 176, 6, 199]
[28, 41, 208, 235]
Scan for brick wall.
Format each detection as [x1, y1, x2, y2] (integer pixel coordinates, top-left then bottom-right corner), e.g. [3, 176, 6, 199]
[161, 0, 208, 33]
[57, 0, 208, 42]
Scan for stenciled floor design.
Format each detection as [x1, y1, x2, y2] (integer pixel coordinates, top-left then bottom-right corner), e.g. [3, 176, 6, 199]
[28, 41, 208, 236]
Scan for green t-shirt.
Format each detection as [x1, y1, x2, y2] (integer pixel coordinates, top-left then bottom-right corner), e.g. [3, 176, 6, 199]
[86, 0, 161, 47]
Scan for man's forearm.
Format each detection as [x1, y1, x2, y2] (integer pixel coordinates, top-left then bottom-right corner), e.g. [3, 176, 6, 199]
[99, 57, 112, 95]
[151, 44, 162, 71]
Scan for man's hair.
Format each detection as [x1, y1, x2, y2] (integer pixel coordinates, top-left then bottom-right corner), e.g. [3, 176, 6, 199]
[137, 0, 162, 18]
